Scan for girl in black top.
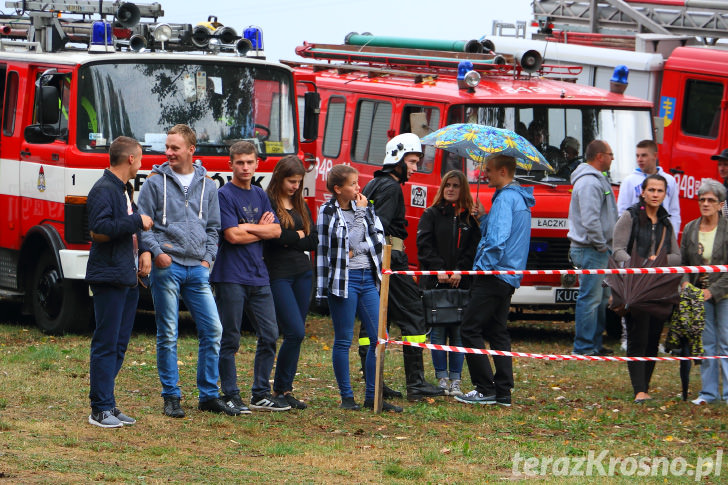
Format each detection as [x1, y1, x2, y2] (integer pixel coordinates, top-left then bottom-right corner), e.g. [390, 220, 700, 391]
[416, 170, 479, 397]
[264, 155, 317, 409]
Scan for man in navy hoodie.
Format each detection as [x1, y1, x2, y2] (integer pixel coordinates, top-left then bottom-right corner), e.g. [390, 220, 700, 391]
[455, 154, 535, 407]
[86, 136, 153, 428]
[138, 124, 238, 418]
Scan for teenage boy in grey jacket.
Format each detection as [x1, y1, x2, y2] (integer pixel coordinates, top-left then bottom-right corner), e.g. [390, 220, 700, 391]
[567, 140, 618, 356]
[138, 124, 240, 418]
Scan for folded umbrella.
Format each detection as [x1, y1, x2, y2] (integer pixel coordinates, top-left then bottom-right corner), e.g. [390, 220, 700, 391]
[604, 247, 681, 321]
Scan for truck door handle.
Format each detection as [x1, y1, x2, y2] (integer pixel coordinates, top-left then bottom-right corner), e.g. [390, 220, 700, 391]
[52, 153, 59, 161]
[20, 150, 31, 157]
[669, 167, 684, 175]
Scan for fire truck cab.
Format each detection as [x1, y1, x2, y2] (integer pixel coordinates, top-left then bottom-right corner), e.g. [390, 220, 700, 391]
[289, 36, 653, 317]
[0, 1, 318, 333]
[492, 0, 728, 228]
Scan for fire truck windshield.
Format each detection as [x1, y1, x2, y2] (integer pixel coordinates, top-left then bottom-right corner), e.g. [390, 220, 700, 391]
[446, 104, 653, 185]
[76, 60, 296, 156]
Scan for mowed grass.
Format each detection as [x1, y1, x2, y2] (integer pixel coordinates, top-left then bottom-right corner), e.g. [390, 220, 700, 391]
[0, 303, 726, 484]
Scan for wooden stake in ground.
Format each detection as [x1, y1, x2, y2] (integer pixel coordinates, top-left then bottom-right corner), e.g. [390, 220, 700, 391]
[373, 244, 392, 413]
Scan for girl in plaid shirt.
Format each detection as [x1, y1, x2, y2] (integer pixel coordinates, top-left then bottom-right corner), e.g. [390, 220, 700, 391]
[316, 165, 401, 412]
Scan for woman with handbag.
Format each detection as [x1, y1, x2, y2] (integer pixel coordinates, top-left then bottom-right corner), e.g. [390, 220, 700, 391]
[612, 174, 680, 403]
[316, 164, 402, 412]
[416, 170, 479, 397]
[680, 179, 728, 405]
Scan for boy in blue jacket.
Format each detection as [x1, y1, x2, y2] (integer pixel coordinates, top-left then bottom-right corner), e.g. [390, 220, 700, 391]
[455, 154, 534, 408]
[86, 136, 153, 428]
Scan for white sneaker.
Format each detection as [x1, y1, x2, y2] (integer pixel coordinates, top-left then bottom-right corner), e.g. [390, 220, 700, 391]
[691, 397, 711, 405]
[449, 379, 463, 397]
[438, 377, 450, 395]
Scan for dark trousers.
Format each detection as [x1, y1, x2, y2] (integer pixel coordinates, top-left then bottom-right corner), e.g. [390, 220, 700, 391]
[626, 309, 664, 395]
[89, 284, 138, 413]
[270, 270, 312, 394]
[460, 276, 514, 397]
[387, 250, 426, 337]
[215, 283, 278, 399]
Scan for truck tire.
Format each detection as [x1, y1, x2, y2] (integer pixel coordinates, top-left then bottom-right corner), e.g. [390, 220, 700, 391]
[31, 251, 91, 334]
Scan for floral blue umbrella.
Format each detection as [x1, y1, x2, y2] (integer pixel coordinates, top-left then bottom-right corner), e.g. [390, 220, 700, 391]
[421, 123, 553, 172]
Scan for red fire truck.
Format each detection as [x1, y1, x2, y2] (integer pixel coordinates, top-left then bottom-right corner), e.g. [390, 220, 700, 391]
[491, 0, 728, 225]
[0, 1, 318, 333]
[288, 36, 653, 319]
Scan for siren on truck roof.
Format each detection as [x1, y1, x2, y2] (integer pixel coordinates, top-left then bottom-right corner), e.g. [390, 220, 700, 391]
[0, 1, 264, 57]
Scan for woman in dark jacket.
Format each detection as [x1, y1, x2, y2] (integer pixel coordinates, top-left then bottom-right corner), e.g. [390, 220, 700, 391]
[264, 155, 318, 410]
[612, 174, 680, 403]
[680, 178, 728, 405]
[416, 170, 479, 397]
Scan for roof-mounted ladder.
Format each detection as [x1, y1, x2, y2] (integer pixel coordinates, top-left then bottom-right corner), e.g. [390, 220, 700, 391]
[533, 0, 728, 42]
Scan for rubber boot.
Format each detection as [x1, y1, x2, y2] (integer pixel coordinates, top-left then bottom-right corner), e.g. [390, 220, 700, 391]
[359, 345, 403, 399]
[403, 345, 445, 401]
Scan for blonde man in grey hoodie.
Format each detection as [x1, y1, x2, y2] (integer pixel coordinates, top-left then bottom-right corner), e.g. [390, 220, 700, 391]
[138, 124, 240, 418]
[567, 140, 618, 356]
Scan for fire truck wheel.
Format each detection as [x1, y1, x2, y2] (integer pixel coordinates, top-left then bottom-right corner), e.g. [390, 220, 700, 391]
[31, 251, 91, 334]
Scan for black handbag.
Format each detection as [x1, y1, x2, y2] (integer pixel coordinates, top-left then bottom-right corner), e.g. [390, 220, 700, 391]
[421, 286, 471, 326]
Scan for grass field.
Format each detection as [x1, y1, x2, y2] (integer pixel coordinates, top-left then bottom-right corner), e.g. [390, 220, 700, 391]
[0, 302, 726, 484]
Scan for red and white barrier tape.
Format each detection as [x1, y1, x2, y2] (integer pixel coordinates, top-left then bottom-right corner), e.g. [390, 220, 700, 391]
[383, 264, 728, 277]
[380, 339, 728, 362]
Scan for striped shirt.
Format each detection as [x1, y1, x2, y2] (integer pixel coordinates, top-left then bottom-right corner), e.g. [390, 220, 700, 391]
[316, 198, 384, 299]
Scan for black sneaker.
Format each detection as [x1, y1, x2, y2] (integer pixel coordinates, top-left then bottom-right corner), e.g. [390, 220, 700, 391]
[281, 393, 307, 410]
[223, 394, 252, 414]
[163, 396, 185, 418]
[364, 400, 403, 413]
[496, 395, 512, 407]
[250, 394, 291, 412]
[340, 397, 360, 410]
[199, 397, 243, 416]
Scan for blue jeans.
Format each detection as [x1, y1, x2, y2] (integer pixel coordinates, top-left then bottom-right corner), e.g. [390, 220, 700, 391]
[150, 262, 222, 402]
[215, 283, 278, 399]
[430, 325, 464, 380]
[270, 270, 312, 394]
[698, 299, 728, 402]
[570, 247, 610, 354]
[89, 284, 138, 413]
[327, 269, 379, 401]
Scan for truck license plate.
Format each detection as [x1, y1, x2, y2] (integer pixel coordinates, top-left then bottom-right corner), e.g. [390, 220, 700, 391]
[555, 289, 578, 303]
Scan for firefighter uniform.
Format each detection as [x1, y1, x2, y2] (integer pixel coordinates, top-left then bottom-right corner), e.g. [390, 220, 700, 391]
[362, 133, 445, 401]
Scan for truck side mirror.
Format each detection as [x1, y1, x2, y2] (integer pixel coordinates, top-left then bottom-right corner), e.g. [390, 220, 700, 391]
[24, 69, 64, 144]
[653, 116, 664, 144]
[302, 91, 320, 142]
[24, 125, 57, 144]
[39, 85, 61, 125]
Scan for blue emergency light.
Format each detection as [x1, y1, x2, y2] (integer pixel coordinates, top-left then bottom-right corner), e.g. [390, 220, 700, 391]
[91, 21, 112, 46]
[243, 26, 263, 50]
[457, 61, 474, 81]
[611, 65, 629, 84]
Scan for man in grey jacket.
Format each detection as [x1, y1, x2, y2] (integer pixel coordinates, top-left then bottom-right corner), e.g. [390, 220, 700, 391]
[138, 124, 240, 418]
[567, 140, 618, 356]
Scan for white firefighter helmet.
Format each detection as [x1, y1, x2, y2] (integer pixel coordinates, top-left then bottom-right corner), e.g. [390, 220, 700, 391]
[382, 133, 423, 167]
